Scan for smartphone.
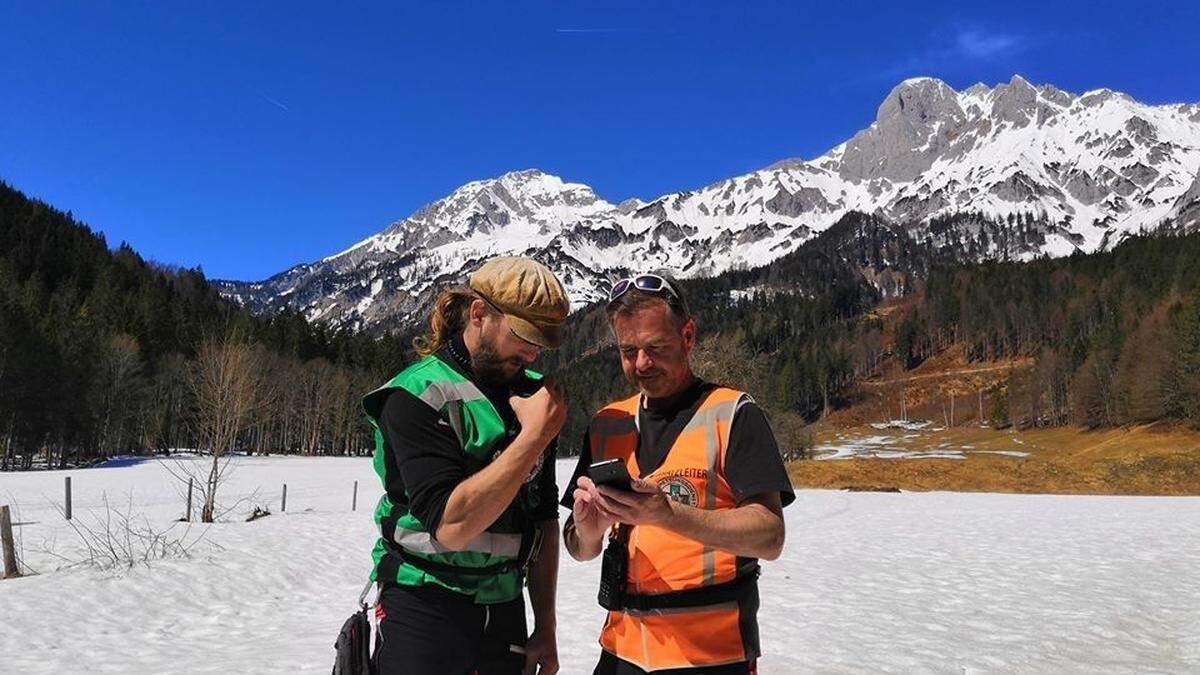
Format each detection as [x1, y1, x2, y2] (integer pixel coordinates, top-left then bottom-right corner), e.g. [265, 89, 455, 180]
[588, 458, 633, 491]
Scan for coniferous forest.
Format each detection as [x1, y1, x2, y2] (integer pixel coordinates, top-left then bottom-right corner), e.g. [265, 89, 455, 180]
[547, 212, 1200, 450]
[2, 179, 1199, 470]
[0, 181, 407, 469]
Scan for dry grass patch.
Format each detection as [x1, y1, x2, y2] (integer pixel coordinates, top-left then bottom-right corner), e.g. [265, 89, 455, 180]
[792, 423, 1200, 495]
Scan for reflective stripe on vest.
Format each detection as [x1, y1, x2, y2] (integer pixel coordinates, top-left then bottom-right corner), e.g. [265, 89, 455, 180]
[391, 526, 523, 558]
[418, 379, 488, 410]
[590, 386, 758, 671]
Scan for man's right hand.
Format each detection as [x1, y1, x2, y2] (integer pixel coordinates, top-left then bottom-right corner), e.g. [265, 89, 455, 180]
[509, 378, 567, 444]
[572, 476, 617, 542]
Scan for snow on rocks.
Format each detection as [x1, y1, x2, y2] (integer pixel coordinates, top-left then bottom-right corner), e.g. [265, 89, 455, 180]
[870, 419, 933, 431]
[219, 77, 1200, 334]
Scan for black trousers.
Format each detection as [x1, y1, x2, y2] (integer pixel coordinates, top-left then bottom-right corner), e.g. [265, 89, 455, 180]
[373, 583, 528, 675]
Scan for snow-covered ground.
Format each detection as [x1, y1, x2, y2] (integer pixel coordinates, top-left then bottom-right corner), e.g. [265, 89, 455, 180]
[815, 435, 1031, 461]
[2, 457, 1198, 674]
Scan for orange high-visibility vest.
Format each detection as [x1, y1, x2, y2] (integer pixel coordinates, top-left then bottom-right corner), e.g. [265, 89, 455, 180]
[589, 386, 760, 672]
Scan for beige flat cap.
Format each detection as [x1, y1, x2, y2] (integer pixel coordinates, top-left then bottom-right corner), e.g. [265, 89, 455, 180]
[468, 256, 570, 348]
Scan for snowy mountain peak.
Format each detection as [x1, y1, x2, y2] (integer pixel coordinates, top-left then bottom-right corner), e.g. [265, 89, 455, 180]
[221, 75, 1200, 333]
[839, 77, 968, 183]
[325, 168, 615, 266]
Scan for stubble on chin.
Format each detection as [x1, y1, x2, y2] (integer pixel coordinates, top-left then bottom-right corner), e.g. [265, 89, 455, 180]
[474, 351, 523, 388]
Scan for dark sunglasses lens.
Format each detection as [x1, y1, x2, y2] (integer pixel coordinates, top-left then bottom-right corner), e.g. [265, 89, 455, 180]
[634, 275, 664, 292]
[610, 279, 631, 300]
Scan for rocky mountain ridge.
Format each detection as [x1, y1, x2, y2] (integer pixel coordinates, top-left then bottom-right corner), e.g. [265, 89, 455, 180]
[218, 75, 1200, 333]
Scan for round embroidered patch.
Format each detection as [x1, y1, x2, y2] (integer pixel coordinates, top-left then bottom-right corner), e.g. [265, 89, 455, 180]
[659, 477, 699, 506]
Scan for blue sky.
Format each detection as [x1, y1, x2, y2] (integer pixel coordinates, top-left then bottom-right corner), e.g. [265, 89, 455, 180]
[2, 1, 1198, 281]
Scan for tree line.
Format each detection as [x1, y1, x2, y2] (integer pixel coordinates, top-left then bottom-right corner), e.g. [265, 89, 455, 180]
[904, 227, 1200, 429]
[549, 213, 1200, 451]
[546, 212, 903, 452]
[0, 181, 408, 470]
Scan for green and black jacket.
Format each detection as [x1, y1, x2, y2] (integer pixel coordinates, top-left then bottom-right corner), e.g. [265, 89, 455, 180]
[363, 341, 555, 604]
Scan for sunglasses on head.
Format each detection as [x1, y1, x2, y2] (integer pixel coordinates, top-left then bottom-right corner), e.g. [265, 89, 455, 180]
[608, 274, 683, 304]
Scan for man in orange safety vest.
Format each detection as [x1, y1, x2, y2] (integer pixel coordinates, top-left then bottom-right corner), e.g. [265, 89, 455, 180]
[562, 274, 795, 674]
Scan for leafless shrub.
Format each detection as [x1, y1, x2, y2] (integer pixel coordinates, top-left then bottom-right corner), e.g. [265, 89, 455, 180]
[46, 492, 211, 570]
[159, 455, 262, 522]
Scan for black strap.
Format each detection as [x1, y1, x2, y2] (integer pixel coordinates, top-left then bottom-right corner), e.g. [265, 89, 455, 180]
[620, 566, 760, 611]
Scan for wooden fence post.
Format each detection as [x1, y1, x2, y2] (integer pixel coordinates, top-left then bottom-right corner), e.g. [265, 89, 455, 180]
[1, 505, 19, 579]
[281, 484, 287, 513]
[352, 480, 358, 512]
[186, 477, 194, 522]
[64, 476, 72, 521]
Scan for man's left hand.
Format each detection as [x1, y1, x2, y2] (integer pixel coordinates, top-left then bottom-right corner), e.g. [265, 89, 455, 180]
[524, 627, 558, 675]
[595, 478, 675, 527]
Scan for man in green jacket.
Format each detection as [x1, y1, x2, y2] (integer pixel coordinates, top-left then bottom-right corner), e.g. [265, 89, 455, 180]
[363, 256, 569, 675]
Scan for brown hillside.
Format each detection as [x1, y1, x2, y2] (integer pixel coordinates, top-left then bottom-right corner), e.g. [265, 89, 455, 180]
[794, 421, 1200, 496]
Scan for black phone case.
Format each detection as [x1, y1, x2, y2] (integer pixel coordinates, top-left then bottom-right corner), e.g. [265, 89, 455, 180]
[589, 460, 632, 491]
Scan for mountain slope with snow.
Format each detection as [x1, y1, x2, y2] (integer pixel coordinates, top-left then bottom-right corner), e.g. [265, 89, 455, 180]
[219, 76, 1200, 333]
[1172, 171, 1200, 229]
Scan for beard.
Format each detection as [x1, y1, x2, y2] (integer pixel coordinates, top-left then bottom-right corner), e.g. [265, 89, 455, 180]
[472, 335, 526, 388]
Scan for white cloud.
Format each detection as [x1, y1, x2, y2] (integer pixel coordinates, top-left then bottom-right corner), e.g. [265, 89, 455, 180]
[955, 30, 1021, 59]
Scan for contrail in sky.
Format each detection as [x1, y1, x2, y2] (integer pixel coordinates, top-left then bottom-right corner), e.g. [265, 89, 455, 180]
[555, 27, 665, 34]
[255, 89, 290, 112]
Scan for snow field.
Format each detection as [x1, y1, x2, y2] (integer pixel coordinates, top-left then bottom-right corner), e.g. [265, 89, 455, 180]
[1, 457, 1197, 674]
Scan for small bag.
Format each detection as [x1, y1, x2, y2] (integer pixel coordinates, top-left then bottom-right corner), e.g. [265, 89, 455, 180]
[597, 525, 630, 610]
[332, 581, 375, 675]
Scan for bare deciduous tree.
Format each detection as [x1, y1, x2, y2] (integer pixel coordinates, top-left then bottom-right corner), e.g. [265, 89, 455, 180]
[189, 334, 272, 522]
[95, 333, 142, 458]
[299, 358, 337, 455]
[138, 352, 190, 453]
